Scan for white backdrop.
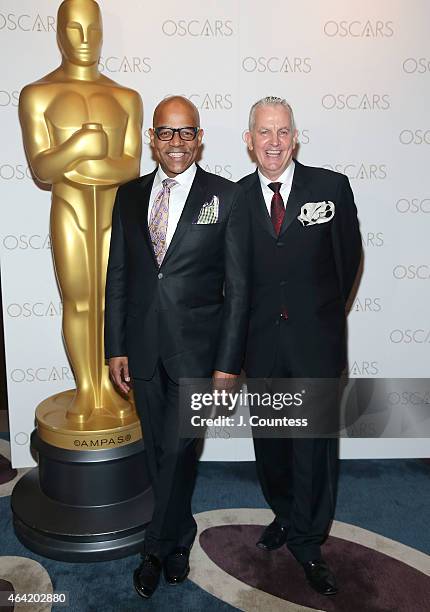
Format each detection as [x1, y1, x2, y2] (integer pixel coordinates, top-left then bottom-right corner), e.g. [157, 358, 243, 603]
[0, 0, 429, 467]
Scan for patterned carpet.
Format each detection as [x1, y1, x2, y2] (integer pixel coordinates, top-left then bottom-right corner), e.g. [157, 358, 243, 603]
[197, 516, 430, 611]
[0, 437, 429, 611]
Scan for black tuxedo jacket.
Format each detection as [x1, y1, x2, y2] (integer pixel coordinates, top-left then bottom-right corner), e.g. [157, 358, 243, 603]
[238, 160, 362, 378]
[105, 165, 250, 381]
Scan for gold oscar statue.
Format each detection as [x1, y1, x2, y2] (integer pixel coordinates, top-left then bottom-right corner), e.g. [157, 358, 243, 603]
[19, 0, 143, 449]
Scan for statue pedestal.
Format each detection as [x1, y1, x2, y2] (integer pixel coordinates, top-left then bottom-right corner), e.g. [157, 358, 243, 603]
[35, 389, 143, 450]
[11, 392, 153, 562]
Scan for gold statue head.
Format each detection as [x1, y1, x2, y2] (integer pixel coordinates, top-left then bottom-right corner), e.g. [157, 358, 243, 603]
[57, 0, 102, 67]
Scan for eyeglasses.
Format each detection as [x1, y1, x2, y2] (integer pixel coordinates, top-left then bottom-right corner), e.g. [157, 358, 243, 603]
[154, 127, 200, 141]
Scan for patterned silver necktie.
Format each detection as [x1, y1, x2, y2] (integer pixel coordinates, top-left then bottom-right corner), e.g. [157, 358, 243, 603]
[148, 177, 177, 266]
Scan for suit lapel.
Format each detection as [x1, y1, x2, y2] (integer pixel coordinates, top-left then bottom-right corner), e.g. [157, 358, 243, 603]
[279, 160, 312, 236]
[249, 170, 277, 239]
[137, 169, 158, 268]
[161, 165, 208, 267]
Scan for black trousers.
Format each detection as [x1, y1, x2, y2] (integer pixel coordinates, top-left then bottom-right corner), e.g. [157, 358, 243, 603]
[133, 362, 198, 560]
[250, 319, 339, 563]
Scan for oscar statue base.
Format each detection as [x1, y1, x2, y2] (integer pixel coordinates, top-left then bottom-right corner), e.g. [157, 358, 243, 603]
[35, 389, 143, 450]
[11, 431, 154, 562]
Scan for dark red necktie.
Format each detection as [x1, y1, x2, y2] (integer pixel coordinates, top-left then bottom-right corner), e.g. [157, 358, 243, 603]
[269, 182, 289, 320]
[268, 182, 285, 236]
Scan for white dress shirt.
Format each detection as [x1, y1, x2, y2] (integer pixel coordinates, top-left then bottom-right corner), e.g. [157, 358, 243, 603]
[148, 163, 197, 249]
[258, 160, 295, 215]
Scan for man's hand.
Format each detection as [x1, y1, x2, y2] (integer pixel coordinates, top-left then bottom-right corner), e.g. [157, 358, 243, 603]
[212, 370, 238, 392]
[109, 356, 131, 394]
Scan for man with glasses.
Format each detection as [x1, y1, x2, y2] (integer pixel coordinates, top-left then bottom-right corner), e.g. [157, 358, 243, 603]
[105, 96, 250, 598]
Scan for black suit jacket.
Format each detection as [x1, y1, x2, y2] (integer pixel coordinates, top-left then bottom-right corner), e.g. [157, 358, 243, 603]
[105, 165, 250, 381]
[238, 160, 362, 378]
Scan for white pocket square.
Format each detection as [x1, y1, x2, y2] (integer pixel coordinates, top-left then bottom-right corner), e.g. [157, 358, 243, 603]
[298, 201, 335, 226]
[195, 195, 220, 224]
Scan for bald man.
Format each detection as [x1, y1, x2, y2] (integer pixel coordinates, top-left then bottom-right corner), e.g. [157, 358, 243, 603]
[105, 96, 250, 598]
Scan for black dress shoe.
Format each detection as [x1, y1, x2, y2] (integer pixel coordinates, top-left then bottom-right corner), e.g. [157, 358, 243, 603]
[133, 553, 162, 599]
[302, 559, 338, 595]
[164, 547, 190, 585]
[256, 520, 288, 551]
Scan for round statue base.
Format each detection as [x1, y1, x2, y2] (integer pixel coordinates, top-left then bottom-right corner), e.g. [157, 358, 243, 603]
[35, 389, 142, 451]
[11, 431, 153, 562]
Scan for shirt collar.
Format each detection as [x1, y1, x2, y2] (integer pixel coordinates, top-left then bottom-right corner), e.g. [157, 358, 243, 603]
[155, 163, 197, 189]
[258, 160, 295, 190]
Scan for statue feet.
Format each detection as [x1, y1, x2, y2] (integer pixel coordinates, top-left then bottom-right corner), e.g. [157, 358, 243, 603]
[101, 383, 134, 420]
[65, 388, 94, 424]
[64, 384, 135, 424]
